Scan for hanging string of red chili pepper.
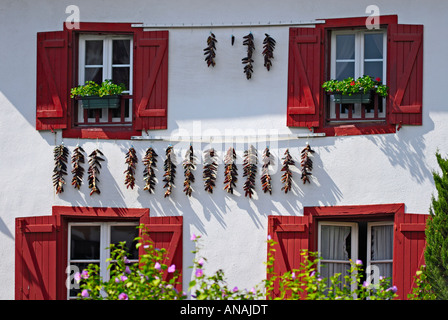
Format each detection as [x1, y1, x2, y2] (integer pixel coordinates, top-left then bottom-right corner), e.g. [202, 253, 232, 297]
[183, 145, 196, 197]
[71, 145, 85, 190]
[223, 147, 238, 194]
[143, 147, 158, 194]
[53, 143, 69, 194]
[261, 146, 273, 194]
[262, 33, 276, 71]
[281, 149, 294, 193]
[301, 144, 315, 184]
[163, 145, 176, 198]
[242, 33, 255, 79]
[204, 32, 218, 67]
[88, 149, 104, 196]
[124, 146, 138, 190]
[243, 145, 258, 198]
[203, 148, 218, 193]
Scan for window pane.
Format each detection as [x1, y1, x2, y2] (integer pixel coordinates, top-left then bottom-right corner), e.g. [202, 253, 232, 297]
[336, 34, 355, 60]
[320, 225, 351, 261]
[70, 226, 101, 260]
[113, 40, 131, 64]
[85, 40, 103, 65]
[364, 61, 383, 80]
[364, 33, 383, 60]
[112, 67, 130, 90]
[336, 62, 354, 81]
[371, 225, 393, 261]
[84, 67, 103, 84]
[111, 225, 139, 259]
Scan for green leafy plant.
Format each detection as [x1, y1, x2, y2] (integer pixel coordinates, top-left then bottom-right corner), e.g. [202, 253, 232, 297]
[322, 75, 388, 97]
[76, 228, 399, 300]
[408, 265, 436, 300]
[264, 237, 398, 300]
[75, 224, 185, 300]
[70, 80, 126, 98]
[423, 152, 448, 299]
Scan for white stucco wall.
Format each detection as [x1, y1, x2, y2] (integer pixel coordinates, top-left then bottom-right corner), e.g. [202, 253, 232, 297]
[1, 0, 447, 299]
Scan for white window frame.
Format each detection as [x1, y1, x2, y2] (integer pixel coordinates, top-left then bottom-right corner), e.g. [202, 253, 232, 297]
[78, 34, 133, 124]
[329, 29, 387, 121]
[366, 221, 394, 283]
[67, 221, 139, 299]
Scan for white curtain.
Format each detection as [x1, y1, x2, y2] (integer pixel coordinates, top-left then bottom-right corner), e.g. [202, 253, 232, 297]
[370, 225, 393, 280]
[320, 225, 351, 284]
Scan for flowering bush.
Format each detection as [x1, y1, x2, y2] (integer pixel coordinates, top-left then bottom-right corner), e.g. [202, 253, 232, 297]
[264, 238, 397, 300]
[322, 75, 388, 97]
[75, 224, 186, 300]
[76, 226, 398, 300]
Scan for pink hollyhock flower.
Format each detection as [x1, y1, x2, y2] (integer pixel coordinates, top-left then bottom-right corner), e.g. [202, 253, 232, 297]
[154, 262, 161, 270]
[168, 264, 176, 273]
[195, 269, 203, 277]
[81, 289, 89, 298]
[118, 292, 129, 300]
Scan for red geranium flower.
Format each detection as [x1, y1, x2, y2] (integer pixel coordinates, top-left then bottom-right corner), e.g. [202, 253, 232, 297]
[350, 81, 355, 86]
[375, 77, 382, 82]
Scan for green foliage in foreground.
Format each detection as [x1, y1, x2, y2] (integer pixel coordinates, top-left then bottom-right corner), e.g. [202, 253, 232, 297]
[76, 228, 398, 300]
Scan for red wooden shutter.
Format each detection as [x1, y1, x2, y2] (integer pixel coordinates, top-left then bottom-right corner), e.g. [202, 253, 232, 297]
[393, 212, 428, 300]
[15, 216, 60, 300]
[133, 30, 169, 131]
[387, 24, 423, 126]
[36, 31, 69, 130]
[268, 215, 312, 297]
[286, 27, 322, 129]
[146, 216, 182, 290]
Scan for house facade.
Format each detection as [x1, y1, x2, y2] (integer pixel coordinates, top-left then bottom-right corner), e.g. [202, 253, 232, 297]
[1, 0, 445, 300]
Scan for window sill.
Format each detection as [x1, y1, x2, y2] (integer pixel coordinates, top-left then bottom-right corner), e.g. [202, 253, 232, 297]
[315, 122, 396, 137]
[62, 126, 141, 140]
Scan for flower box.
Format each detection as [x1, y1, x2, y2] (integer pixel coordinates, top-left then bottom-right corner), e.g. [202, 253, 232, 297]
[332, 91, 372, 104]
[79, 95, 121, 109]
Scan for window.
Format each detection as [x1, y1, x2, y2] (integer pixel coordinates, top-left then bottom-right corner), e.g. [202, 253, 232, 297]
[67, 221, 139, 299]
[318, 220, 394, 289]
[76, 35, 133, 126]
[15, 207, 183, 300]
[328, 30, 387, 122]
[268, 204, 428, 299]
[286, 15, 423, 136]
[36, 23, 169, 139]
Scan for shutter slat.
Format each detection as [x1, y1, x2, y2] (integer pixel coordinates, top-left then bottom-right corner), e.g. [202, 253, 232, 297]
[24, 224, 54, 233]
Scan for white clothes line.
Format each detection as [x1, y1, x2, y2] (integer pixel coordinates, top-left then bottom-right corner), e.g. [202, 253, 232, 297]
[131, 20, 325, 29]
[130, 133, 326, 142]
